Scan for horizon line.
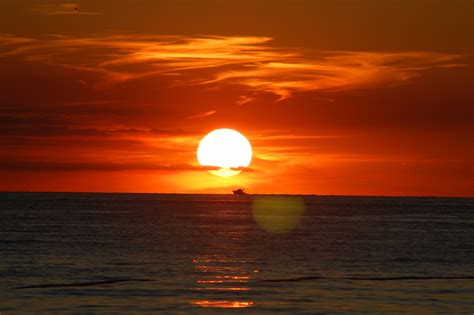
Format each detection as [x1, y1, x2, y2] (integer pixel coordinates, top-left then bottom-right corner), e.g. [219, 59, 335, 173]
[0, 191, 472, 199]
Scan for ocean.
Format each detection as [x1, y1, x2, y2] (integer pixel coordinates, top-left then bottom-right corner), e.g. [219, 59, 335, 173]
[0, 192, 473, 314]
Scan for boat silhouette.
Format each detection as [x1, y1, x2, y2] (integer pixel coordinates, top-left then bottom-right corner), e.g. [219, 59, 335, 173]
[232, 188, 247, 195]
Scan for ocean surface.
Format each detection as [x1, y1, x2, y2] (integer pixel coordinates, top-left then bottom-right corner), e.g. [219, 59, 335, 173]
[0, 192, 473, 314]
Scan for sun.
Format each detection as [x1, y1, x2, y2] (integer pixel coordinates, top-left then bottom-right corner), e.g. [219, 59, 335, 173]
[197, 128, 252, 177]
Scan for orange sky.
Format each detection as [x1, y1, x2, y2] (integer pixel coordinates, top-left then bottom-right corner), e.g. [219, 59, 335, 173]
[0, 0, 473, 196]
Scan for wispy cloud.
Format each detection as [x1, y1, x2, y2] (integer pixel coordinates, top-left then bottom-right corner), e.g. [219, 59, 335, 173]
[205, 52, 464, 99]
[186, 110, 217, 120]
[0, 161, 199, 171]
[31, 3, 101, 15]
[0, 34, 463, 99]
[236, 95, 254, 106]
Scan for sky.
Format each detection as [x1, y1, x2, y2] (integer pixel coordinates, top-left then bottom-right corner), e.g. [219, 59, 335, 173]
[0, 0, 473, 196]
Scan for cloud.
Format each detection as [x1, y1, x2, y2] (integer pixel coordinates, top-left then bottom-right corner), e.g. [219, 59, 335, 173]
[199, 165, 255, 172]
[0, 161, 199, 171]
[0, 114, 190, 138]
[236, 95, 254, 106]
[186, 110, 217, 120]
[206, 52, 464, 99]
[31, 3, 101, 15]
[64, 100, 126, 105]
[0, 34, 464, 99]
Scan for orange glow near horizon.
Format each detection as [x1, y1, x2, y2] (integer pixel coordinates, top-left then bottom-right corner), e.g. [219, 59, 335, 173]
[0, 1, 472, 197]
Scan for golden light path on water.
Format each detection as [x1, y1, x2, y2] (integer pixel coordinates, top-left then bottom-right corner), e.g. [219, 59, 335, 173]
[190, 250, 257, 308]
[192, 300, 254, 308]
[189, 203, 257, 308]
[189, 196, 305, 308]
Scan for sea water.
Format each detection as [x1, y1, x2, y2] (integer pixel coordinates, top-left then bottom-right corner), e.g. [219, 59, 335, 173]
[0, 193, 473, 314]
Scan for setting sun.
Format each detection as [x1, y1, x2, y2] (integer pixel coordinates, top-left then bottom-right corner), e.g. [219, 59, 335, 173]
[197, 129, 252, 177]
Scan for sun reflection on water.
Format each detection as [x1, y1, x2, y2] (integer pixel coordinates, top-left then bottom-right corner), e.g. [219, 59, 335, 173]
[190, 218, 255, 308]
[190, 254, 255, 308]
[191, 300, 254, 308]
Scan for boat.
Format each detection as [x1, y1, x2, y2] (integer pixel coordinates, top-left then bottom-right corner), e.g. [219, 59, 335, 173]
[232, 188, 247, 195]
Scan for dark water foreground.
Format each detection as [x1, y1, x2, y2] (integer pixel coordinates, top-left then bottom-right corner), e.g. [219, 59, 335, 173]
[0, 192, 473, 314]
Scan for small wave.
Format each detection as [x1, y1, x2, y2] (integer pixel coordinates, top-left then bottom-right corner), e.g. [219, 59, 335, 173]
[14, 278, 153, 289]
[260, 275, 474, 283]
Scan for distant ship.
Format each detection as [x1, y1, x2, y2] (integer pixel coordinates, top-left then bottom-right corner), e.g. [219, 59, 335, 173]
[232, 188, 247, 195]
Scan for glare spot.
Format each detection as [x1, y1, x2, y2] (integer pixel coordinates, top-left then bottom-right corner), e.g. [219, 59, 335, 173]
[251, 196, 305, 234]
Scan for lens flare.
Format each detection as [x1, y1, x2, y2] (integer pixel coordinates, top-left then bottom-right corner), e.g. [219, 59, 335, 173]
[251, 196, 305, 234]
